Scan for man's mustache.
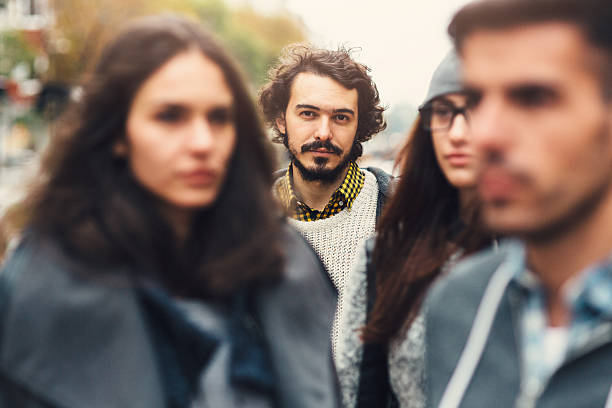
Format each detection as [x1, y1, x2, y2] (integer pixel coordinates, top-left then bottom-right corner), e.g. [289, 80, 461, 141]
[479, 152, 532, 186]
[301, 140, 343, 155]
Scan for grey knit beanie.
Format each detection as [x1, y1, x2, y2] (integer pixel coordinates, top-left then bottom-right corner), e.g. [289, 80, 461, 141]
[420, 49, 463, 108]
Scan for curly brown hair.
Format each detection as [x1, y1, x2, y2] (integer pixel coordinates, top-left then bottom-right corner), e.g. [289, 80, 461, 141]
[258, 43, 386, 159]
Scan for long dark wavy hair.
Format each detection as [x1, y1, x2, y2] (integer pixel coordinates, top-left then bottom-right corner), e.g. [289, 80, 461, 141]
[258, 44, 386, 161]
[361, 115, 489, 343]
[1, 15, 284, 298]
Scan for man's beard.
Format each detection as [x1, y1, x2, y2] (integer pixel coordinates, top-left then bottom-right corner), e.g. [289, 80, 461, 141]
[288, 137, 352, 184]
[510, 120, 612, 245]
[523, 177, 611, 244]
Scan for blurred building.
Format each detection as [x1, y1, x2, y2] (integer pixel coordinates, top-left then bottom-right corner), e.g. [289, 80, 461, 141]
[0, 0, 53, 104]
[0, 0, 52, 31]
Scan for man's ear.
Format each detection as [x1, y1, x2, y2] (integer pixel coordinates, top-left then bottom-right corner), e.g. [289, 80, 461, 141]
[275, 116, 286, 135]
[113, 139, 128, 157]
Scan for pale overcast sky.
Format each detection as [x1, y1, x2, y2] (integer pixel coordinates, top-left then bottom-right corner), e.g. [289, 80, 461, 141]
[229, 0, 472, 107]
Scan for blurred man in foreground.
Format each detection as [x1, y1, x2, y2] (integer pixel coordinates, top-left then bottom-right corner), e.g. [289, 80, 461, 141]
[424, 0, 612, 407]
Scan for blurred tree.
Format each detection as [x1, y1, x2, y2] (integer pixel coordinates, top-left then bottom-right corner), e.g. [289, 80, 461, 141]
[46, 0, 306, 86]
[226, 6, 305, 84]
[47, 0, 149, 82]
[0, 31, 36, 78]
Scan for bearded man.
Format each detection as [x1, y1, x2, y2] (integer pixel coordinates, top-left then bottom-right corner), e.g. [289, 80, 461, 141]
[259, 45, 391, 352]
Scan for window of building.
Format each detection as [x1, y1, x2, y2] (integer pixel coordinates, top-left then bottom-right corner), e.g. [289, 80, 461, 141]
[28, 0, 39, 15]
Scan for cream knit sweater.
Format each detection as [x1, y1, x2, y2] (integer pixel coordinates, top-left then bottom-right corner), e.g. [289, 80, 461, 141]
[287, 170, 379, 353]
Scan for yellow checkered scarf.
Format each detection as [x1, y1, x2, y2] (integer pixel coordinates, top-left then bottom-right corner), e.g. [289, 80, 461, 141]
[276, 161, 365, 221]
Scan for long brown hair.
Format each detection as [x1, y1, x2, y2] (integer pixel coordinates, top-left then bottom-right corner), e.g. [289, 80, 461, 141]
[1, 15, 284, 298]
[361, 116, 489, 344]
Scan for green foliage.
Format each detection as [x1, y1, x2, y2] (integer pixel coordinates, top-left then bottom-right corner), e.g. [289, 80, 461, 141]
[46, 0, 306, 86]
[222, 27, 269, 85]
[227, 7, 305, 85]
[48, 0, 153, 81]
[188, 0, 229, 31]
[0, 31, 36, 78]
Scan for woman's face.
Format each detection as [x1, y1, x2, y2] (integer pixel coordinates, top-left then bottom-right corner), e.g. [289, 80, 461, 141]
[430, 93, 477, 189]
[123, 49, 236, 216]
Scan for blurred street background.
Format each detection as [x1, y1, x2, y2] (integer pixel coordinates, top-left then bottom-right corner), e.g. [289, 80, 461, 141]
[0, 0, 470, 214]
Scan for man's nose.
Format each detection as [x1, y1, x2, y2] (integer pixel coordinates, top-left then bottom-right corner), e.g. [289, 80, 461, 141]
[314, 116, 332, 141]
[470, 97, 510, 156]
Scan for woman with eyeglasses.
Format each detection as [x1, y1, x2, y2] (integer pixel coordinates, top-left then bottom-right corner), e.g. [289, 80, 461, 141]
[0, 15, 338, 408]
[336, 51, 492, 408]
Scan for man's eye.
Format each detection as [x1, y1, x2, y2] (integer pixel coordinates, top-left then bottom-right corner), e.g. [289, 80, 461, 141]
[300, 111, 316, 118]
[465, 92, 482, 111]
[335, 114, 349, 122]
[510, 86, 558, 108]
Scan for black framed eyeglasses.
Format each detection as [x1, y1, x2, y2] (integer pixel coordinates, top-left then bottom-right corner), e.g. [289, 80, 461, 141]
[418, 102, 470, 131]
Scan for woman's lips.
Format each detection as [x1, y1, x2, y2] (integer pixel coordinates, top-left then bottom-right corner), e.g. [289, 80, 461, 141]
[445, 153, 472, 166]
[180, 169, 217, 186]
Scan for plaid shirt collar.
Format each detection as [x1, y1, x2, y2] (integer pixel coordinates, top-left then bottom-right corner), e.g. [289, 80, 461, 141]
[510, 250, 612, 321]
[276, 161, 365, 221]
[507, 243, 612, 399]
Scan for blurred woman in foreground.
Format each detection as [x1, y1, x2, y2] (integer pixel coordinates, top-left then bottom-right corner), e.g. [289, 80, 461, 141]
[336, 51, 491, 407]
[0, 15, 338, 408]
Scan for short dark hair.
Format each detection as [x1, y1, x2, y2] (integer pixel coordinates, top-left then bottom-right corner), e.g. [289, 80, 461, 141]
[449, 0, 612, 97]
[258, 44, 386, 160]
[2, 15, 284, 297]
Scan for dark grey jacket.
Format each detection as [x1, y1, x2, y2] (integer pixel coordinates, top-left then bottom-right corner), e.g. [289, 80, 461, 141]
[0, 224, 340, 408]
[424, 244, 612, 408]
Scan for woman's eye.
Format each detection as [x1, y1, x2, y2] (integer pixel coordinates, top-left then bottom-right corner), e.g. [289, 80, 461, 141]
[155, 107, 185, 123]
[433, 107, 453, 118]
[209, 108, 233, 125]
